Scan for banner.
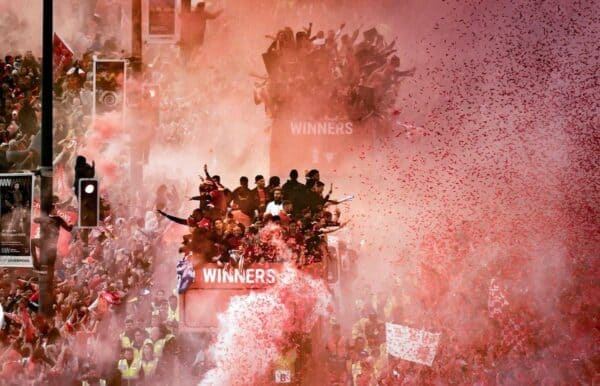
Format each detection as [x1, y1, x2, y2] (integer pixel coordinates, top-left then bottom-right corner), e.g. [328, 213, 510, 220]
[0, 173, 34, 267]
[92, 58, 127, 119]
[385, 322, 441, 366]
[0, 304, 4, 329]
[53, 33, 74, 79]
[193, 263, 284, 290]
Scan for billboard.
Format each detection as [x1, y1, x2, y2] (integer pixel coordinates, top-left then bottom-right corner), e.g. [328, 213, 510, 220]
[92, 58, 128, 121]
[0, 173, 34, 267]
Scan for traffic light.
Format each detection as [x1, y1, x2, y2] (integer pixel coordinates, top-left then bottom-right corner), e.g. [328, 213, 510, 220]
[78, 178, 99, 228]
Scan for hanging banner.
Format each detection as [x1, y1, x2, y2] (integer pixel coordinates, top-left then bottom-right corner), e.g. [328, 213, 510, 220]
[0, 173, 34, 267]
[385, 322, 441, 366]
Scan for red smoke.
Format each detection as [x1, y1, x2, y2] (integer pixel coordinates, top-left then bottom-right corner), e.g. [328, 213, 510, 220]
[200, 264, 331, 386]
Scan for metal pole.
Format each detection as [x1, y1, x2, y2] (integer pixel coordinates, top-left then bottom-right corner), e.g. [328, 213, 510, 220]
[132, 0, 143, 61]
[130, 0, 143, 187]
[39, 0, 55, 317]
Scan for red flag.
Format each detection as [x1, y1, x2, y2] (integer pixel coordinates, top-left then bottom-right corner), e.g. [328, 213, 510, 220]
[21, 306, 37, 343]
[53, 33, 74, 79]
[101, 290, 122, 305]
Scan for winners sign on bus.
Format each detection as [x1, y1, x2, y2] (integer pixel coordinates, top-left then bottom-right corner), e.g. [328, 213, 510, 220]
[191, 263, 283, 290]
[181, 263, 285, 330]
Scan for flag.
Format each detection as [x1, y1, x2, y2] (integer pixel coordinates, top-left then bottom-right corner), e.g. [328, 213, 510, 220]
[176, 256, 195, 294]
[385, 322, 441, 366]
[53, 33, 74, 79]
[101, 290, 122, 305]
[21, 305, 37, 343]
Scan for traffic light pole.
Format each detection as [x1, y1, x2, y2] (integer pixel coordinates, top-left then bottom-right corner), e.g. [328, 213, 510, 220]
[39, 0, 55, 317]
[130, 0, 144, 187]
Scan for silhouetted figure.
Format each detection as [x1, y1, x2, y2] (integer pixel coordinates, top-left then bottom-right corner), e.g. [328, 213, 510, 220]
[73, 155, 95, 197]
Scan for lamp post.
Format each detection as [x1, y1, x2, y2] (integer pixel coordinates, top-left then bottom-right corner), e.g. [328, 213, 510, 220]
[38, 0, 55, 317]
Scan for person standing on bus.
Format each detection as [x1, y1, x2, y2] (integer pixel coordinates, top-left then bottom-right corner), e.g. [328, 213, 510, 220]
[251, 175, 268, 216]
[265, 188, 284, 217]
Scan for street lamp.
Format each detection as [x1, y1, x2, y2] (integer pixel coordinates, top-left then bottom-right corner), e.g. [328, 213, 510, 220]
[38, 0, 55, 317]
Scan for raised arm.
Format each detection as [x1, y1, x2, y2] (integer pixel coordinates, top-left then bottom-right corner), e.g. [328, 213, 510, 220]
[205, 9, 223, 20]
[156, 210, 188, 226]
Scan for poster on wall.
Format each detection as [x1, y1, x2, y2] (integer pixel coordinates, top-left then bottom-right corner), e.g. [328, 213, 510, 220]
[0, 173, 34, 267]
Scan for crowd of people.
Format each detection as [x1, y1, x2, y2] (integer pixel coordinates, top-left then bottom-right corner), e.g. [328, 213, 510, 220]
[317, 227, 599, 385]
[0, 40, 187, 385]
[1, 3, 597, 385]
[0, 44, 355, 385]
[255, 23, 415, 121]
[158, 166, 348, 278]
[0, 196, 181, 385]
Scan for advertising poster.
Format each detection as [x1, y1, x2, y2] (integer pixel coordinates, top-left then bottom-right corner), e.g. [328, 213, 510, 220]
[0, 173, 34, 267]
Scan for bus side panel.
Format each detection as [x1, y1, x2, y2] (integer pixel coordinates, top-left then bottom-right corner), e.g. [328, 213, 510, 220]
[181, 288, 247, 330]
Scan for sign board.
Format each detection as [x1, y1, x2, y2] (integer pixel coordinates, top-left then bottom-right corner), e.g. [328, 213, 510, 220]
[181, 263, 285, 330]
[385, 322, 441, 366]
[92, 58, 127, 122]
[275, 369, 292, 383]
[143, 0, 180, 43]
[193, 263, 284, 290]
[0, 173, 34, 267]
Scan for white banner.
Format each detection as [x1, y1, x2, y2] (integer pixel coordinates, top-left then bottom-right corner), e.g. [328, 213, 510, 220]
[385, 322, 441, 366]
[0, 304, 3, 329]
